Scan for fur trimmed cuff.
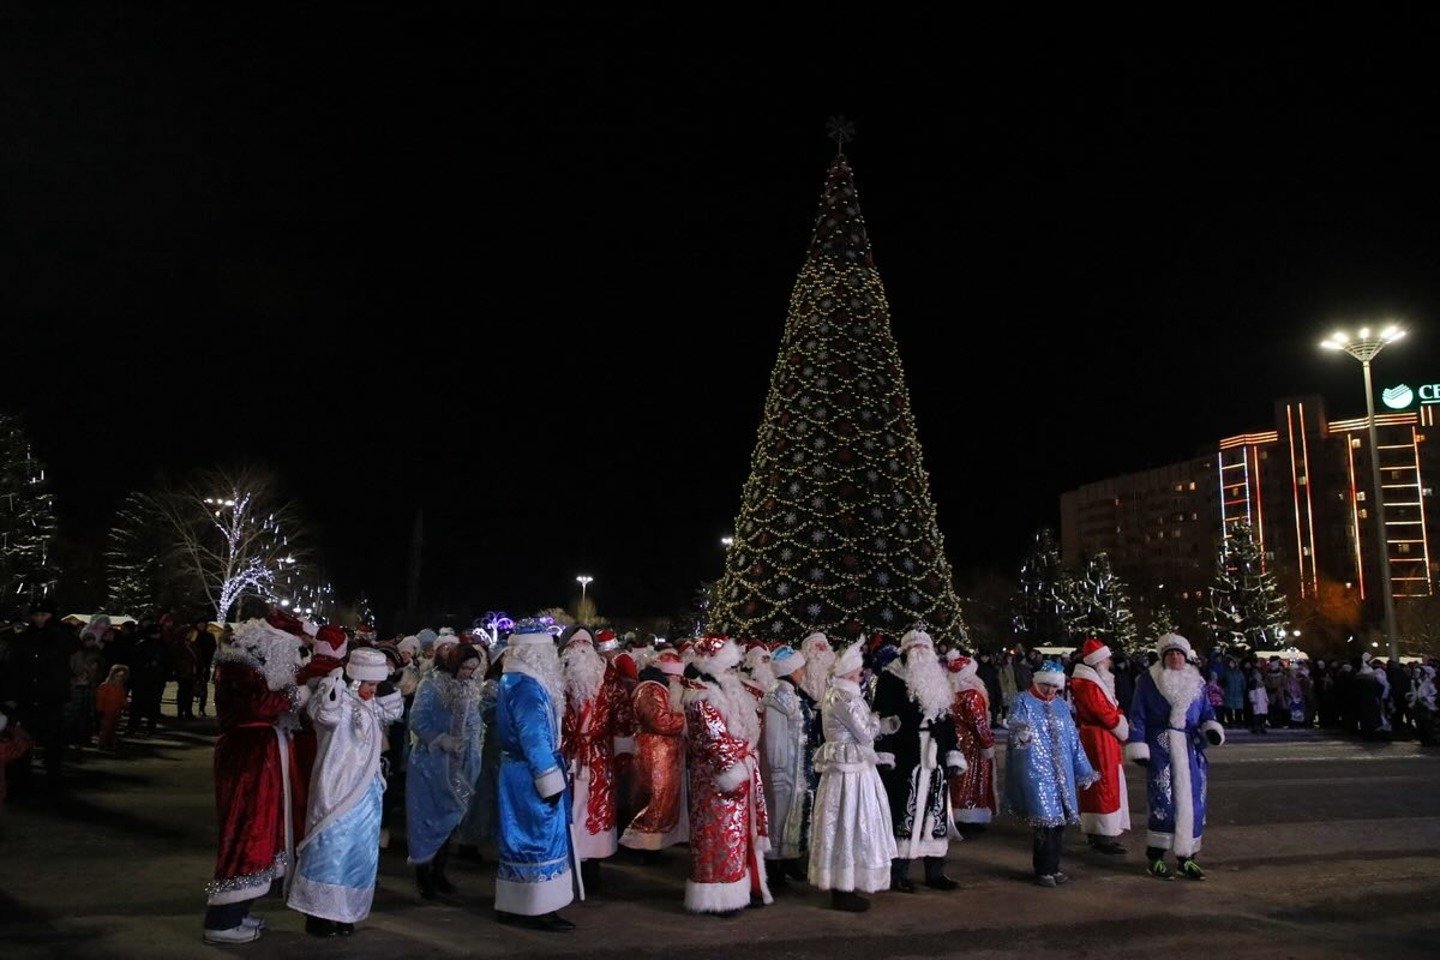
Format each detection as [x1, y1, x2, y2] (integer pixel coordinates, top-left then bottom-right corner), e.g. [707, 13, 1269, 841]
[714, 764, 748, 793]
[1112, 717, 1129, 741]
[945, 750, 967, 773]
[534, 766, 566, 799]
[1202, 719, 1226, 747]
[1124, 740, 1149, 763]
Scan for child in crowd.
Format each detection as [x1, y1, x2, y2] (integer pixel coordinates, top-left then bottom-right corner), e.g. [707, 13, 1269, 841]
[95, 664, 131, 751]
[1247, 675, 1269, 734]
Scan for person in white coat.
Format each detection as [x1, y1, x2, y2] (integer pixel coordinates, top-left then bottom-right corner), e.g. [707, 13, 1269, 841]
[286, 648, 405, 937]
[806, 641, 898, 912]
[760, 645, 812, 891]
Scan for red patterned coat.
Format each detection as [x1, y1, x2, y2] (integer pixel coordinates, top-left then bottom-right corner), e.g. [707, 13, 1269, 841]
[682, 676, 771, 913]
[206, 655, 305, 905]
[563, 662, 622, 860]
[620, 677, 688, 850]
[1070, 661, 1131, 837]
[949, 683, 997, 824]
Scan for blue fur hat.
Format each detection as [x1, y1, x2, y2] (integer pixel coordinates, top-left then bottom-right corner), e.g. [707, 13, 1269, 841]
[1033, 660, 1067, 686]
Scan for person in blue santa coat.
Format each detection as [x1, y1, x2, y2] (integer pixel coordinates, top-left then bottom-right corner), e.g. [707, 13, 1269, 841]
[1125, 633, 1226, 881]
[492, 619, 576, 932]
[1002, 660, 1099, 887]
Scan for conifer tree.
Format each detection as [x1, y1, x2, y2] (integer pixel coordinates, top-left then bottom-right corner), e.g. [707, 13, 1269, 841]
[1202, 521, 1289, 654]
[713, 141, 965, 646]
[1012, 528, 1073, 649]
[1068, 551, 1138, 657]
[0, 412, 59, 608]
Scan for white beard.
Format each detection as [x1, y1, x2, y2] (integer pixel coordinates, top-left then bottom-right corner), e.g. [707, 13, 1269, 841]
[505, 643, 566, 711]
[1153, 661, 1204, 729]
[800, 650, 836, 702]
[900, 645, 953, 721]
[710, 671, 762, 746]
[562, 642, 606, 704]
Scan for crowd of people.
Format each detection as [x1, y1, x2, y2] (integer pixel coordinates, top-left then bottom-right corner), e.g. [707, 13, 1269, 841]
[3, 600, 1436, 946]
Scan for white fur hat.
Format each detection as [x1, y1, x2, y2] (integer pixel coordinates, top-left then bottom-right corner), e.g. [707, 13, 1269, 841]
[831, 641, 864, 678]
[346, 647, 390, 682]
[1033, 659, 1067, 687]
[1157, 633, 1194, 659]
[899, 627, 934, 652]
[800, 631, 832, 654]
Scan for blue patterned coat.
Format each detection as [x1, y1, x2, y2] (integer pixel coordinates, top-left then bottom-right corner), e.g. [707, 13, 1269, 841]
[1002, 691, 1098, 827]
[1125, 663, 1225, 857]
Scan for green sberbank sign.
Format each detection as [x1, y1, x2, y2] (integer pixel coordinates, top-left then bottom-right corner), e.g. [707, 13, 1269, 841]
[1380, 383, 1440, 411]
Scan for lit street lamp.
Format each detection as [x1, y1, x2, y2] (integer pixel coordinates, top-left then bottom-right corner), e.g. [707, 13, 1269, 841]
[576, 575, 593, 605]
[720, 536, 734, 548]
[1321, 323, 1405, 662]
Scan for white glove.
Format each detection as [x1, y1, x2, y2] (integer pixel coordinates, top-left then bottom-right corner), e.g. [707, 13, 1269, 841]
[876, 714, 901, 735]
[874, 751, 897, 769]
[981, 746, 995, 761]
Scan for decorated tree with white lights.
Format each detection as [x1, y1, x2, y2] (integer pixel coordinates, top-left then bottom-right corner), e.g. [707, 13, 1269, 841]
[1202, 521, 1289, 655]
[0, 412, 59, 609]
[1145, 604, 1180, 649]
[142, 466, 314, 623]
[1068, 551, 1138, 657]
[1011, 528, 1074, 650]
[713, 132, 966, 647]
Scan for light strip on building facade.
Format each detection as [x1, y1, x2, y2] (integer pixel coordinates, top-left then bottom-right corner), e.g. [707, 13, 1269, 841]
[1285, 403, 1309, 598]
[1344, 431, 1367, 601]
[1298, 401, 1320, 597]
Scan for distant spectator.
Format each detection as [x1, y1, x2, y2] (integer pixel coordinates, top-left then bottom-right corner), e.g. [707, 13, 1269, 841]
[976, 653, 1003, 726]
[193, 620, 218, 717]
[95, 664, 130, 751]
[126, 620, 171, 736]
[0, 600, 78, 791]
[1247, 673, 1269, 734]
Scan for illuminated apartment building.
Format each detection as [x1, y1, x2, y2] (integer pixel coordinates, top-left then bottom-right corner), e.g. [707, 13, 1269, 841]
[1060, 395, 1437, 638]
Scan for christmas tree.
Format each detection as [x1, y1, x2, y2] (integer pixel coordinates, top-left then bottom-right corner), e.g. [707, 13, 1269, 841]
[1011, 527, 1074, 649]
[1069, 551, 1138, 657]
[1201, 521, 1289, 655]
[0, 412, 58, 609]
[713, 138, 965, 646]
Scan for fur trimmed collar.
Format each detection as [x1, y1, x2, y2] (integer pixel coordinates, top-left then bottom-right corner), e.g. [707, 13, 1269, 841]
[1072, 662, 1118, 705]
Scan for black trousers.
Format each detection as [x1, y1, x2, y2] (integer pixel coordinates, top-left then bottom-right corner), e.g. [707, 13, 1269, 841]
[1032, 825, 1064, 877]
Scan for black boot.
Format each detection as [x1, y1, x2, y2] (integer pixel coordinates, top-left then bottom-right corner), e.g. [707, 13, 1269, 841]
[831, 889, 871, 912]
[579, 858, 600, 892]
[432, 841, 456, 894]
[765, 859, 788, 892]
[415, 862, 438, 900]
[923, 856, 959, 890]
[891, 858, 915, 893]
[783, 857, 807, 882]
[305, 915, 339, 938]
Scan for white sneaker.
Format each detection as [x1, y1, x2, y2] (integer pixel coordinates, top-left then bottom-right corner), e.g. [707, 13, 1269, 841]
[241, 915, 266, 930]
[203, 925, 262, 945]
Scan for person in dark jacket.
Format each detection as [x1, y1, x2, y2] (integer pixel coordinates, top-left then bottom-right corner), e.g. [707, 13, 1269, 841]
[975, 653, 1004, 726]
[0, 600, 79, 790]
[125, 620, 171, 736]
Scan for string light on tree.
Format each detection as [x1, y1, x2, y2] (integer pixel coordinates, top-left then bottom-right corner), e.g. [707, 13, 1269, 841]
[712, 126, 966, 646]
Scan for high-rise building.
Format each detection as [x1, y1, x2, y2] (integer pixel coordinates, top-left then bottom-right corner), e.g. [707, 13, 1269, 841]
[1061, 395, 1437, 641]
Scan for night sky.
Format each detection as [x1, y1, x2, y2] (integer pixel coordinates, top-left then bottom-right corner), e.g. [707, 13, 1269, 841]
[7, 8, 1440, 627]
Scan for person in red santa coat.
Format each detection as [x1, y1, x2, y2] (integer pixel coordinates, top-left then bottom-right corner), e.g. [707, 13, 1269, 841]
[945, 652, 997, 836]
[202, 618, 310, 945]
[620, 649, 689, 856]
[597, 629, 640, 833]
[560, 627, 621, 891]
[681, 634, 772, 916]
[1070, 637, 1131, 855]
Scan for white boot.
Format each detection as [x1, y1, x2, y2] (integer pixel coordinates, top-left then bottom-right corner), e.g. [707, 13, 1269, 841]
[203, 924, 263, 945]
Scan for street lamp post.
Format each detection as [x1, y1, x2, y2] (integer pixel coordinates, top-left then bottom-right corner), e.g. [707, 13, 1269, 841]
[576, 575, 593, 606]
[1321, 323, 1405, 662]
